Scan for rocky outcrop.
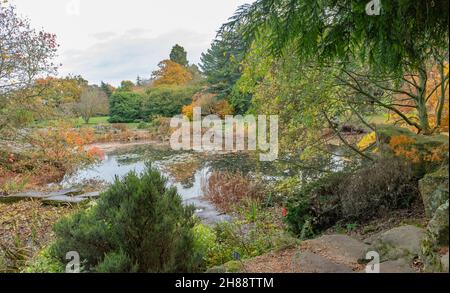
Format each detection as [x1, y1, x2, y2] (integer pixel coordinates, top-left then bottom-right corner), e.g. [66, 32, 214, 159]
[292, 251, 353, 273]
[217, 231, 419, 273]
[301, 234, 368, 266]
[419, 166, 449, 217]
[421, 200, 449, 272]
[376, 125, 449, 154]
[365, 225, 425, 262]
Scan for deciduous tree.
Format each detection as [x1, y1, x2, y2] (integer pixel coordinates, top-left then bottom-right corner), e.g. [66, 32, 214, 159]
[74, 86, 109, 124]
[152, 60, 192, 87]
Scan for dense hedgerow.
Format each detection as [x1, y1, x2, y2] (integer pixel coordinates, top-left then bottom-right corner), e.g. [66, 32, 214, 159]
[50, 165, 202, 272]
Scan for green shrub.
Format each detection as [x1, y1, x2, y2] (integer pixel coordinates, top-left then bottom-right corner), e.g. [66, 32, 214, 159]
[108, 92, 142, 123]
[285, 171, 346, 238]
[198, 204, 296, 268]
[49, 165, 202, 272]
[137, 121, 149, 129]
[142, 85, 200, 119]
[22, 246, 64, 273]
[94, 251, 138, 273]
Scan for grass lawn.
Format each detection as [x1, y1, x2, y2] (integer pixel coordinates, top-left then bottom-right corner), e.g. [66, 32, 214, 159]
[76, 116, 140, 129]
[34, 116, 140, 129]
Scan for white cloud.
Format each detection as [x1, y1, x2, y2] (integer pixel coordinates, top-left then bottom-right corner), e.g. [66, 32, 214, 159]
[10, 0, 255, 86]
[63, 29, 209, 85]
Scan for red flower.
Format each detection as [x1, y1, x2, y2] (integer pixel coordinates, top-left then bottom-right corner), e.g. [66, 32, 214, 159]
[282, 207, 287, 217]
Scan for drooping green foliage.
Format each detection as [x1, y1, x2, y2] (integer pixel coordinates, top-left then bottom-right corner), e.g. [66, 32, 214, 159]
[222, 0, 449, 73]
[108, 92, 142, 123]
[170, 44, 189, 67]
[50, 165, 202, 273]
[142, 85, 199, 119]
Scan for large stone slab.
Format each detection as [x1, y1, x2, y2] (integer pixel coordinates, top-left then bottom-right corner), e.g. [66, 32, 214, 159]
[302, 234, 369, 265]
[292, 251, 353, 273]
[78, 191, 101, 198]
[369, 225, 425, 261]
[0, 187, 83, 203]
[45, 187, 83, 197]
[379, 259, 414, 273]
[42, 195, 89, 205]
[0, 191, 48, 203]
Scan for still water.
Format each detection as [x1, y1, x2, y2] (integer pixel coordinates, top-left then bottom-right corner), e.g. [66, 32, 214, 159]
[62, 144, 285, 224]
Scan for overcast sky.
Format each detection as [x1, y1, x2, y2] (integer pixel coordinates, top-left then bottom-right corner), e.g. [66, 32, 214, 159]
[10, 0, 254, 86]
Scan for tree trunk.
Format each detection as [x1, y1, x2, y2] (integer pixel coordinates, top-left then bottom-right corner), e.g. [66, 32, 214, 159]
[416, 66, 431, 134]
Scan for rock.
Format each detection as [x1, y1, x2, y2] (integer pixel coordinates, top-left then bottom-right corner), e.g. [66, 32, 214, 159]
[426, 201, 449, 247]
[0, 187, 84, 203]
[42, 195, 89, 205]
[419, 167, 449, 217]
[303, 234, 369, 265]
[441, 252, 449, 273]
[78, 191, 101, 198]
[0, 191, 48, 203]
[292, 251, 353, 273]
[420, 201, 449, 272]
[369, 225, 425, 261]
[379, 259, 414, 273]
[45, 187, 83, 197]
[376, 125, 449, 172]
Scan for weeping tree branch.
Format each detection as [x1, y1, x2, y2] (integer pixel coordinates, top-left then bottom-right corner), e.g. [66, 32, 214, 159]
[322, 111, 374, 161]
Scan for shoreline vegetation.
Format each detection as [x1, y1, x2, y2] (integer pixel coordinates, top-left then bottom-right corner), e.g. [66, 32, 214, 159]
[1, 1, 449, 273]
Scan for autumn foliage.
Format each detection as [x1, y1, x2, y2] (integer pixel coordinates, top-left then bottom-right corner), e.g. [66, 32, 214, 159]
[182, 90, 234, 120]
[152, 60, 193, 87]
[390, 62, 449, 133]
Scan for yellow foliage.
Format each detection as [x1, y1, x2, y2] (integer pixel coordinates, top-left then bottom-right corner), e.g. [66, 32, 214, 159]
[357, 132, 377, 151]
[182, 104, 194, 120]
[152, 60, 192, 86]
[181, 90, 234, 120]
[213, 100, 234, 118]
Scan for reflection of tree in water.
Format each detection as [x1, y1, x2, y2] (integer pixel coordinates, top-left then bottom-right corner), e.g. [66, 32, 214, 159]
[107, 145, 349, 188]
[161, 159, 202, 189]
[112, 145, 184, 165]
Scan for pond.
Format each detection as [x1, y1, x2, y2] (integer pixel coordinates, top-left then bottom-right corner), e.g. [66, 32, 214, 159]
[62, 144, 287, 225]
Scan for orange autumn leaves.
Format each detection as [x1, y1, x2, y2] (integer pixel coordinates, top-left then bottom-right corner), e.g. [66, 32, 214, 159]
[182, 91, 234, 120]
[152, 60, 193, 87]
[388, 135, 446, 164]
[30, 123, 104, 169]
